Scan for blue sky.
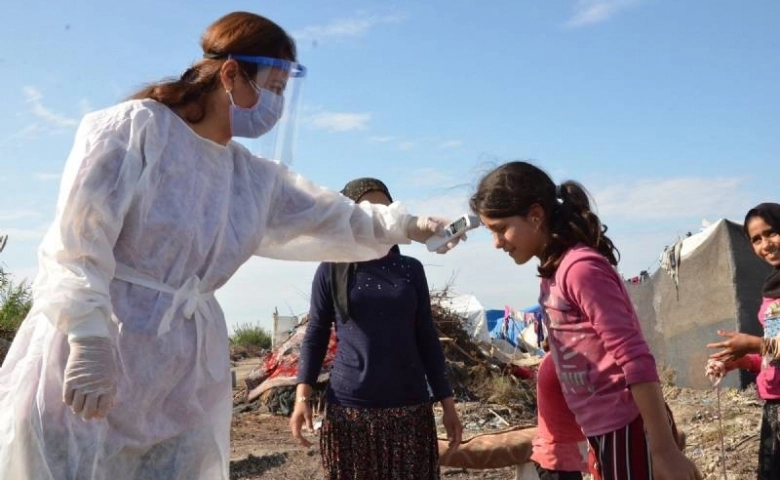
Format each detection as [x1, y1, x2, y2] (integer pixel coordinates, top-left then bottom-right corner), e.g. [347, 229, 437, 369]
[1, 0, 778, 332]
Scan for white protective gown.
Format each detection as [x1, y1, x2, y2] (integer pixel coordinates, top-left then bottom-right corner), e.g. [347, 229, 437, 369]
[0, 99, 412, 480]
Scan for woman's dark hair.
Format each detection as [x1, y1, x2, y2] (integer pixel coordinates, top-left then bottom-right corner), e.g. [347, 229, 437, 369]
[129, 11, 297, 123]
[469, 161, 619, 278]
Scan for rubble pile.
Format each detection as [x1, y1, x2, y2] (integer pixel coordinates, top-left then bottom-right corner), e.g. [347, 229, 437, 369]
[233, 290, 538, 418]
[233, 314, 335, 416]
[429, 291, 537, 410]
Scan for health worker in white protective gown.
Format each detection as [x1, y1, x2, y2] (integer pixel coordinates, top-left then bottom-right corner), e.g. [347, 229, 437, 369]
[0, 11, 456, 480]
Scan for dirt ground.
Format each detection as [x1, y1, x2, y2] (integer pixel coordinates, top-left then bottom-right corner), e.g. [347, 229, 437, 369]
[229, 407, 520, 480]
[228, 359, 765, 480]
[661, 383, 763, 480]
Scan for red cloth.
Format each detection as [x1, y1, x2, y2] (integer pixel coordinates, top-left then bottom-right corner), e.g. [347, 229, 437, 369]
[261, 327, 338, 381]
[530, 354, 588, 472]
[507, 365, 534, 380]
[246, 326, 338, 400]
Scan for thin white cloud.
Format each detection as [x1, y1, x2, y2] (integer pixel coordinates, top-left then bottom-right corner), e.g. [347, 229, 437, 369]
[406, 168, 458, 189]
[565, 0, 644, 28]
[398, 141, 416, 151]
[293, 13, 404, 44]
[367, 135, 395, 143]
[592, 176, 749, 221]
[404, 192, 473, 222]
[0, 238, 41, 284]
[78, 98, 93, 115]
[23, 86, 78, 128]
[403, 236, 542, 309]
[0, 124, 44, 144]
[306, 111, 372, 132]
[439, 140, 463, 149]
[16, 124, 42, 137]
[0, 226, 47, 242]
[216, 257, 319, 332]
[34, 172, 61, 182]
[0, 210, 41, 222]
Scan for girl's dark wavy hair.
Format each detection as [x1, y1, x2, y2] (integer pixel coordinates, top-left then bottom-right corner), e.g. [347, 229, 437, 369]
[469, 161, 619, 278]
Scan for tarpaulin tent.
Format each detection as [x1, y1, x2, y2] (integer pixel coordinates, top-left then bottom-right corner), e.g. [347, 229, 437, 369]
[626, 219, 770, 389]
[437, 294, 491, 345]
[488, 305, 543, 352]
[485, 309, 505, 334]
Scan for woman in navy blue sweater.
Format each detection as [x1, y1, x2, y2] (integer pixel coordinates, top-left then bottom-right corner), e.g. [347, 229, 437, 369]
[289, 178, 462, 479]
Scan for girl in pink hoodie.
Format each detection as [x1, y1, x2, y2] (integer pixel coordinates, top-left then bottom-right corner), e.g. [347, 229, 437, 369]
[470, 161, 700, 480]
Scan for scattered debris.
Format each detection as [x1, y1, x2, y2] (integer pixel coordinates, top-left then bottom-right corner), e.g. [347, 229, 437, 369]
[232, 289, 538, 417]
[429, 290, 538, 409]
[664, 378, 763, 479]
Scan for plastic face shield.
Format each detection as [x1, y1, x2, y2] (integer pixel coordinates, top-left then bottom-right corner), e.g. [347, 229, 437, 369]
[233, 55, 306, 165]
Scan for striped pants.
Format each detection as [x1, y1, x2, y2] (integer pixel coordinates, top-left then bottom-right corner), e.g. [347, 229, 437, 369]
[586, 408, 679, 480]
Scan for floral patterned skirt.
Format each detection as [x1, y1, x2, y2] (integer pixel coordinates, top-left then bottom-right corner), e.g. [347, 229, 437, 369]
[319, 402, 440, 480]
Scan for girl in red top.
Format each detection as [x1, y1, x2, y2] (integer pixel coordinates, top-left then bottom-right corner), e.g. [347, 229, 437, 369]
[531, 348, 589, 479]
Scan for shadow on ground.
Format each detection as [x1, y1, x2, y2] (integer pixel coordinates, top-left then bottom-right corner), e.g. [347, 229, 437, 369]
[230, 452, 288, 480]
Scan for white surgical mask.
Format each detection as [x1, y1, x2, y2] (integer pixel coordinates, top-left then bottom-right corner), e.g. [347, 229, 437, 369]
[228, 84, 283, 139]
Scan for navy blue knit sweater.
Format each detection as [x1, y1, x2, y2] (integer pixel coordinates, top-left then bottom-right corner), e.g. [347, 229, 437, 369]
[296, 251, 453, 408]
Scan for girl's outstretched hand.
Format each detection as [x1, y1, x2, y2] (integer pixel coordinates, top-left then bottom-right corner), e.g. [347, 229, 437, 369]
[706, 330, 761, 363]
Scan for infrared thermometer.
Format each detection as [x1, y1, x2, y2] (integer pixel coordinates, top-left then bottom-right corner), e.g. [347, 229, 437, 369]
[425, 214, 481, 252]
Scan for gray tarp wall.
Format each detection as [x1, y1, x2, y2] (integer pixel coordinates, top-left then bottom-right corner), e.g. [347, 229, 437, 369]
[626, 220, 770, 389]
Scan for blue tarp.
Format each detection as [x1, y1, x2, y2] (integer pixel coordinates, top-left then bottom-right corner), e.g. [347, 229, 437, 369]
[485, 309, 504, 333]
[489, 315, 524, 347]
[520, 304, 542, 316]
[487, 305, 544, 350]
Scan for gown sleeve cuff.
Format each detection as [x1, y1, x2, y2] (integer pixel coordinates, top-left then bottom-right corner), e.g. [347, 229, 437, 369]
[67, 315, 111, 341]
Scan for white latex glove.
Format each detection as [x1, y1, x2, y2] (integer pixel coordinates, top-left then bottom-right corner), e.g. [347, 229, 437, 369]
[63, 336, 118, 420]
[705, 358, 726, 387]
[405, 216, 465, 253]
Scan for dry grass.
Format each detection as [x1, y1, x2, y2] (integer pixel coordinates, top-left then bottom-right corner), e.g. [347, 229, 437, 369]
[483, 374, 534, 406]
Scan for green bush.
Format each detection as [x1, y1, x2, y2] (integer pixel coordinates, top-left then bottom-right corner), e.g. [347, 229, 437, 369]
[229, 322, 272, 350]
[0, 267, 33, 342]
